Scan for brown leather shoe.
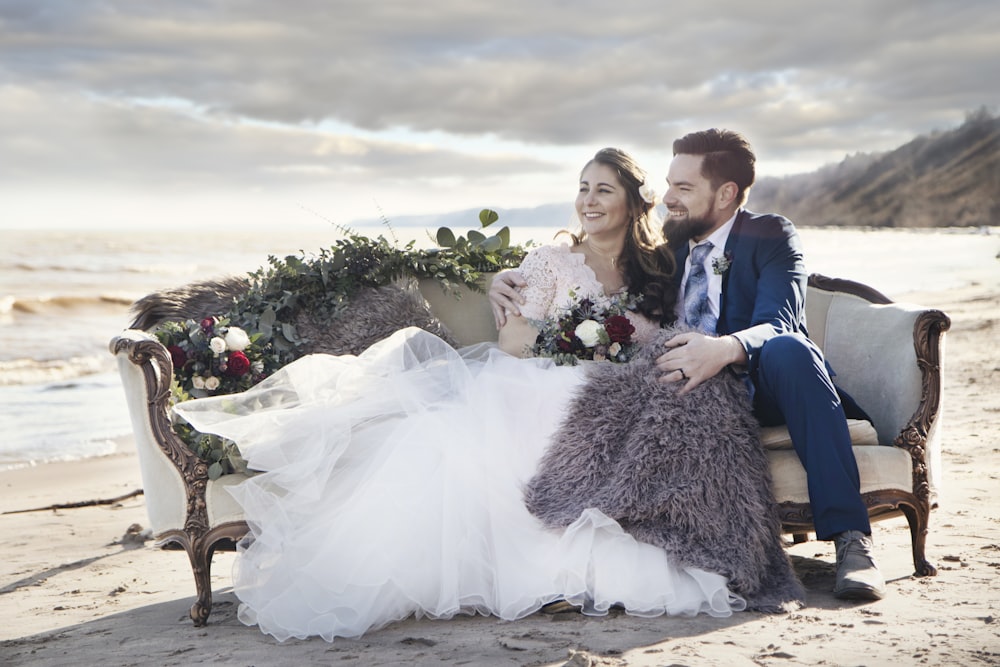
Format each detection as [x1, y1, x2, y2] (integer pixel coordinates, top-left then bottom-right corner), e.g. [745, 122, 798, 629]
[833, 530, 886, 600]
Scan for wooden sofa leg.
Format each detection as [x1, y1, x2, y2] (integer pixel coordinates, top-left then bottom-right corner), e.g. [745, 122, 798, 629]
[900, 502, 937, 577]
[792, 532, 809, 544]
[186, 536, 217, 626]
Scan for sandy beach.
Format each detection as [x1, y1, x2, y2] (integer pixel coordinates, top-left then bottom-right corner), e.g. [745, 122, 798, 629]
[2, 276, 998, 666]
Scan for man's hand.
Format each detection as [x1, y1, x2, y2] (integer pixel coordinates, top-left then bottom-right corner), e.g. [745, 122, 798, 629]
[655, 333, 747, 395]
[489, 269, 527, 329]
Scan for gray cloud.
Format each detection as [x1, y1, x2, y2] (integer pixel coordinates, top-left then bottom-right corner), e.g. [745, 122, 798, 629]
[0, 0, 997, 219]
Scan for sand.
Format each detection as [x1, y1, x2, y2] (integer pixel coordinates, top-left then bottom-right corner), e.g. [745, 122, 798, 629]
[1, 278, 998, 667]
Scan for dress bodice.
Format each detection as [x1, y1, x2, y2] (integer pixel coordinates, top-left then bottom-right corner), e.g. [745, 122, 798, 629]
[515, 244, 662, 345]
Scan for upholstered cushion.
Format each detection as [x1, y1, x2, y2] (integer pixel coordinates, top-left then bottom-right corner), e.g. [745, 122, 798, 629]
[759, 418, 879, 450]
[769, 445, 914, 504]
[207, 474, 253, 526]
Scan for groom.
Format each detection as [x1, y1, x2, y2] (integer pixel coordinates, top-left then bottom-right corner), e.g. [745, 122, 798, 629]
[489, 128, 885, 601]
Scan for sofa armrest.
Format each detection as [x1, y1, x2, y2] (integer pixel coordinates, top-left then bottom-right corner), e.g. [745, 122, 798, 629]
[110, 330, 215, 536]
[809, 284, 950, 499]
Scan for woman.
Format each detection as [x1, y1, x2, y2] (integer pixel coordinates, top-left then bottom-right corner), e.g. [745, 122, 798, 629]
[174, 148, 749, 643]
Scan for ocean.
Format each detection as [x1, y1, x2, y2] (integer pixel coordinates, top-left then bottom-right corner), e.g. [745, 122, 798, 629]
[1, 224, 997, 469]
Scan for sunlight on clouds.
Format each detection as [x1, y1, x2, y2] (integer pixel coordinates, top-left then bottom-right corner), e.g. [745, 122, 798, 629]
[0, 1, 995, 229]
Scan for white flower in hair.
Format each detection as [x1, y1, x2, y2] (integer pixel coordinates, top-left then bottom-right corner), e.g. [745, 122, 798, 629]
[638, 183, 657, 204]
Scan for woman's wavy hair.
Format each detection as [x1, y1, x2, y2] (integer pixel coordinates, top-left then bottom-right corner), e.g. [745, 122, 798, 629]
[567, 147, 678, 324]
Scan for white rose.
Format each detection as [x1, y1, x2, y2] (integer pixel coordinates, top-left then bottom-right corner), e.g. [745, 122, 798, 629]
[574, 319, 603, 347]
[209, 336, 227, 355]
[192, 376, 206, 390]
[224, 327, 250, 351]
[204, 375, 221, 391]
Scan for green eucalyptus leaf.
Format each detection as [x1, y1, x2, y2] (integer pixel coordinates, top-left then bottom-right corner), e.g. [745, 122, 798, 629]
[259, 306, 276, 330]
[208, 462, 223, 480]
[479, 208, 499, 228]
[436, 227, 457, 248]
[496, 226, 511, 248]
[468, 229, 486, 245]
[282, 322, 299, 343]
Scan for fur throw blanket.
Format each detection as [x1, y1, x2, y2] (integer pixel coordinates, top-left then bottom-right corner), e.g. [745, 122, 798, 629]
[524, 326, 805, 613]
[128, 276, 458, 354]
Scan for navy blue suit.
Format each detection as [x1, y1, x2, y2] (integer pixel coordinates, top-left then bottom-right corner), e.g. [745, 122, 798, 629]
[673, 209, 870, 539]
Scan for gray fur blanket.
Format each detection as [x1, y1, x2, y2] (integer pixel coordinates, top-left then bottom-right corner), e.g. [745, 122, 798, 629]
[524, 327, 805, 613]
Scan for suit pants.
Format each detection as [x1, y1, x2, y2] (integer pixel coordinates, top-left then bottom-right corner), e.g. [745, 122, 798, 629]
[750, 332, 871, 540]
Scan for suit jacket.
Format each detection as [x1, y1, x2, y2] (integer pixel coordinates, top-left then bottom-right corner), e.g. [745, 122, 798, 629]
[672, 208, 808, 377]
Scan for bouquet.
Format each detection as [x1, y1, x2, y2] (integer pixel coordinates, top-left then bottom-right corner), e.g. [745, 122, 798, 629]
[530, 290, 640, 366]
[154, 316, 278, 399]
[153, 316, 281, 478]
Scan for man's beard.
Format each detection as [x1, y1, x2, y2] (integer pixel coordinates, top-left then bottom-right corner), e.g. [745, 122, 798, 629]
[662, 213, 715, 249]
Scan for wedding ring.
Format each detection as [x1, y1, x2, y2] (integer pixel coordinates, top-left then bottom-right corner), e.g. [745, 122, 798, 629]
[679, 368, 688, 380]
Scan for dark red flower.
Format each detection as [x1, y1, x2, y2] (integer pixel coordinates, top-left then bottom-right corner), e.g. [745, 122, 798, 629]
[603, 315, 635, 343]
[200, 317, 215, 332]
[167, 345, 187, 369]
[225, 350, 251, 377]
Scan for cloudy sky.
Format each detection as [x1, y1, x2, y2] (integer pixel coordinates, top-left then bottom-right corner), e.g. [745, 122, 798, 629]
[2, 0, 997, 231]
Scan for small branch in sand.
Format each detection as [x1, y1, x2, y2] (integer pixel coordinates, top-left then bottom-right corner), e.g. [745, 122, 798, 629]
[2, 489, 144, 515]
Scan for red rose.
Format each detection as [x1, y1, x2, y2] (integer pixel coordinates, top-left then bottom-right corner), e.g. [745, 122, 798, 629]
[167, 345, 187, 369]
[200, 317, 215, 332]
[603, 315, 634, 343]
[225, 350, 251, 377]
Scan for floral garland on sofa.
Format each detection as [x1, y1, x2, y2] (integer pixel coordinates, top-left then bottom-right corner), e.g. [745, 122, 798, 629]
[151, 211, 531, 478]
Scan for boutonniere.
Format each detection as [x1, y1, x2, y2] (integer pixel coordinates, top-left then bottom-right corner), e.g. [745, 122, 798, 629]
[712, 251, 733, 276]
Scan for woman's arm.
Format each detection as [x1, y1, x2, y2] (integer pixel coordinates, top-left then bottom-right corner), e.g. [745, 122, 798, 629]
[498, 314, 539, 357]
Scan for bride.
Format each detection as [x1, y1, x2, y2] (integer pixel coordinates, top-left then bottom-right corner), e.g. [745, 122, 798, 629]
[174, 148, 750, 643]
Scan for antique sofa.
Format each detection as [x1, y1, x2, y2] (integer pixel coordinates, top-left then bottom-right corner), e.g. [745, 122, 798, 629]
[110, 273, 949, 626]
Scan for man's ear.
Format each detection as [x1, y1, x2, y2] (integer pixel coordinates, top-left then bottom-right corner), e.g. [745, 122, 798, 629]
[716, 181, 739, 208]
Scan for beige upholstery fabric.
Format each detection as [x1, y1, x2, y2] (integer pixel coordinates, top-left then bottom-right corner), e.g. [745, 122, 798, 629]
[115, 333, 188, 534]
[206, 474, 253, 526]
[759, 419, 879, 450]
[769, 445, 914, 504]
[805, 290, 942, 495]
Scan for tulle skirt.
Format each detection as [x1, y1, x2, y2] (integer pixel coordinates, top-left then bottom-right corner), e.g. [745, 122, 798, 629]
[175, 327, 745, 642]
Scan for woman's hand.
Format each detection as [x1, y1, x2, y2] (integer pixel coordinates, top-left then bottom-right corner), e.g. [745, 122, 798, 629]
[489, 270, 528, 329]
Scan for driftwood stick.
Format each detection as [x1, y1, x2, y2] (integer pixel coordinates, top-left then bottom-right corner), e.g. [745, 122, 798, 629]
[2, 489, 144, 515]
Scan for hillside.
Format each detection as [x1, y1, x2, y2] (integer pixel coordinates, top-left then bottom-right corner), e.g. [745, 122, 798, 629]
[747, 109, 1000, 227]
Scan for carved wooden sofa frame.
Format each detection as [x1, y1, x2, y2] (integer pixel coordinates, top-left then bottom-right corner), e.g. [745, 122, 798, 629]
[111, 273, 949, 626]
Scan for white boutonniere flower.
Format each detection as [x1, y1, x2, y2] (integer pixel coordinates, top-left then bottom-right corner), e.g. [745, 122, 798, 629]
[204, 375, 221, 391]
[712, 252, 733, 276]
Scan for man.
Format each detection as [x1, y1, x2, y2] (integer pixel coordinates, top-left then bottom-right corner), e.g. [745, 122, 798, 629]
[489, 129, 885, 601]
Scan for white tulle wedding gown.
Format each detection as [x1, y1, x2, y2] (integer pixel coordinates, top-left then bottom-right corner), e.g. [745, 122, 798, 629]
[174, 245, 745, 642]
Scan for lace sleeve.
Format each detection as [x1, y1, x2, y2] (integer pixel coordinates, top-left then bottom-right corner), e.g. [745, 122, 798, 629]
[515, 245, 568, 321]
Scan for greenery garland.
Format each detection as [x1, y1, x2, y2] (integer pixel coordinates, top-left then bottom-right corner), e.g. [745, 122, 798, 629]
[157, 210, 532, 478]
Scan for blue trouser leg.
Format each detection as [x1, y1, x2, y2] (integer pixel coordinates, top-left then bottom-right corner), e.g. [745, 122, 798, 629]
[751, 333, 871, 540]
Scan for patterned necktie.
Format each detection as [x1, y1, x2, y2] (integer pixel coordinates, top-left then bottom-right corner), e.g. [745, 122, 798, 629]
[683, 241, 717, 333]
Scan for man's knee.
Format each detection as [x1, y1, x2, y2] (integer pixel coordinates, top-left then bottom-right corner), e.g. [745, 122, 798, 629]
[758, 333, 818, 372]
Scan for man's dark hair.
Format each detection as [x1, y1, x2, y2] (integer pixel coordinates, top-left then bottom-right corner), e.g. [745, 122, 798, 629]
[672, 129, 756, 206]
